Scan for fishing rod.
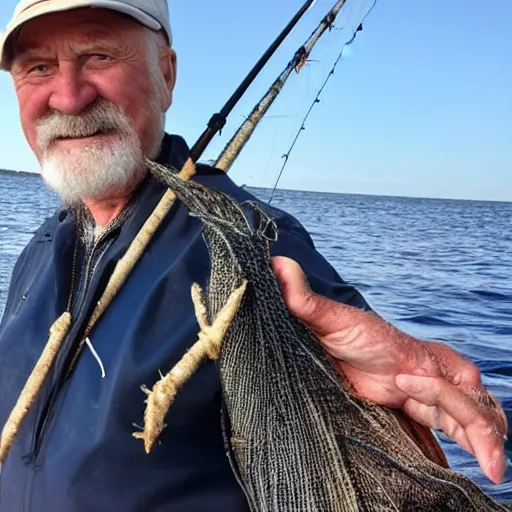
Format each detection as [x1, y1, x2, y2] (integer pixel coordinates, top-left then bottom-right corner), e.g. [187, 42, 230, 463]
[190, 0, 316, 162]
[213, 0, 350, 173]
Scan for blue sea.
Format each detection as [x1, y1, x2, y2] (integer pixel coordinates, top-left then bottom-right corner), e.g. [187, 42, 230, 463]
[1, 173, 511, 504]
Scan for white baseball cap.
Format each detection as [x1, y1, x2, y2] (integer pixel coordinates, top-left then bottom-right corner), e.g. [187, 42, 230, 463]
[0, 0, 172, 70]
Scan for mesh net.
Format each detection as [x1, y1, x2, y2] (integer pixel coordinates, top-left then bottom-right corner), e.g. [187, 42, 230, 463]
[148, 160, 510, 512]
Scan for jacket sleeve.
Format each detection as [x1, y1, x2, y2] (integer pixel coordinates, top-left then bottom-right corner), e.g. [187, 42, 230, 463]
[268, 208, 373, 312]
[0, 240, 32, 328]
[0, 215, 55, 329]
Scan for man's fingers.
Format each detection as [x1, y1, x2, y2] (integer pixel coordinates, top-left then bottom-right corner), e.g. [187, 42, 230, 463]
[272, 256, 319, 322]
[272, 256, 357, 338]
[396, 374, 507, 483]
[272, 256, 309, 304]
[395, 375, 505, 433]
[401, 397, 475, 456]
[424, 342, 508, 439]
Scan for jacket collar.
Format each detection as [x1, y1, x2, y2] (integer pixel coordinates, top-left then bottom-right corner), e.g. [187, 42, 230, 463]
[155, 133, 191, 170]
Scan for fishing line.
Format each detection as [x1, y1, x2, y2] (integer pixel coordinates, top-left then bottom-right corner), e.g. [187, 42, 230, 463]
[267, 0, 378, 204]
[260, 123, 280, 187]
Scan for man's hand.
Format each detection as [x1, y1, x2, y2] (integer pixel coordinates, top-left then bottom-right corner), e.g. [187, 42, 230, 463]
[273, 256, 509, 484]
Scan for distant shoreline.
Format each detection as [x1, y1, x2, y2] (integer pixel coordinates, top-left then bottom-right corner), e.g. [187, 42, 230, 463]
[0, 169, 39, 178]
[0, 170, 509, 204]
[247, 186, 512, 205]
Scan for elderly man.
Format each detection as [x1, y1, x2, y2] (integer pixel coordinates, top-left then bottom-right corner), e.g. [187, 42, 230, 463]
[0, 0, 508, 510]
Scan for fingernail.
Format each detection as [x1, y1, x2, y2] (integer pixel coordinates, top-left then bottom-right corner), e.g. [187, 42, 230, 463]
[504, 434, 508, 442]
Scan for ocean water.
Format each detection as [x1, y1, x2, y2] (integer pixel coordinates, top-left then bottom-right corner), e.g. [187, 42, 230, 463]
[0, 173, 511, 504]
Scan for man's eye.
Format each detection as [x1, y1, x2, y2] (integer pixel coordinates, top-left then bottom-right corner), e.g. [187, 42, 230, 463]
[92, 54, 111, 62]
[29, 64, 49, 75]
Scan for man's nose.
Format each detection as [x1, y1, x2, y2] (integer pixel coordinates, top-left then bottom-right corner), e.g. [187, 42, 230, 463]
[48, 64, 98, 115]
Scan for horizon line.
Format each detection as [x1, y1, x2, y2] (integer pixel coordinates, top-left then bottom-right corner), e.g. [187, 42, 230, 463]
[1, 168, 510, 205]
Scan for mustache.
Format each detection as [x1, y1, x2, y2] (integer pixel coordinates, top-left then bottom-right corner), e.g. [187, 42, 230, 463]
[36, 99, 130, 150]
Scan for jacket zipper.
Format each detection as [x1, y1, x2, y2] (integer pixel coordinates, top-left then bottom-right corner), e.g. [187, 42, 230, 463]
[64, 236, 110, 380]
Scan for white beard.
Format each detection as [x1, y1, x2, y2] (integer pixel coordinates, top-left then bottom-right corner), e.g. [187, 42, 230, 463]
[35, 98, 161, 206]
[40, 133, 145, 206]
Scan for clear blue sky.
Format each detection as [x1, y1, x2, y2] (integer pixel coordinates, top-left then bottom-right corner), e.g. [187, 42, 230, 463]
[0, 0, 510, 201]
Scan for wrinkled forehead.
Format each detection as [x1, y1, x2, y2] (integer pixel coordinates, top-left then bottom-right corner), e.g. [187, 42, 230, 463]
[7, 8, 144, 68]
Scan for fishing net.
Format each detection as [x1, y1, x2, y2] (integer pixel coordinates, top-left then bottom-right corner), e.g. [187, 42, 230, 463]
[144, 160, 510, 512]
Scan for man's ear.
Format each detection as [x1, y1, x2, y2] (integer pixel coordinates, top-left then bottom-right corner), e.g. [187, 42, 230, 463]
[161, 48, 177, 93]
[159, 47, 177, 110]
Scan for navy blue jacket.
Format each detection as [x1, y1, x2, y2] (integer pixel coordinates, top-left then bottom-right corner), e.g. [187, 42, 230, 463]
[0, 134, 370, 511]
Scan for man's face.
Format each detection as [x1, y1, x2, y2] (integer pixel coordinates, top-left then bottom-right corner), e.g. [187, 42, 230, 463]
[8, 8, 176, 204]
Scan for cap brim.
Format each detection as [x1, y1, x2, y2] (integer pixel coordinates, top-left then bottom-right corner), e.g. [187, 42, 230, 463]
[0, 0, 166, 70]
